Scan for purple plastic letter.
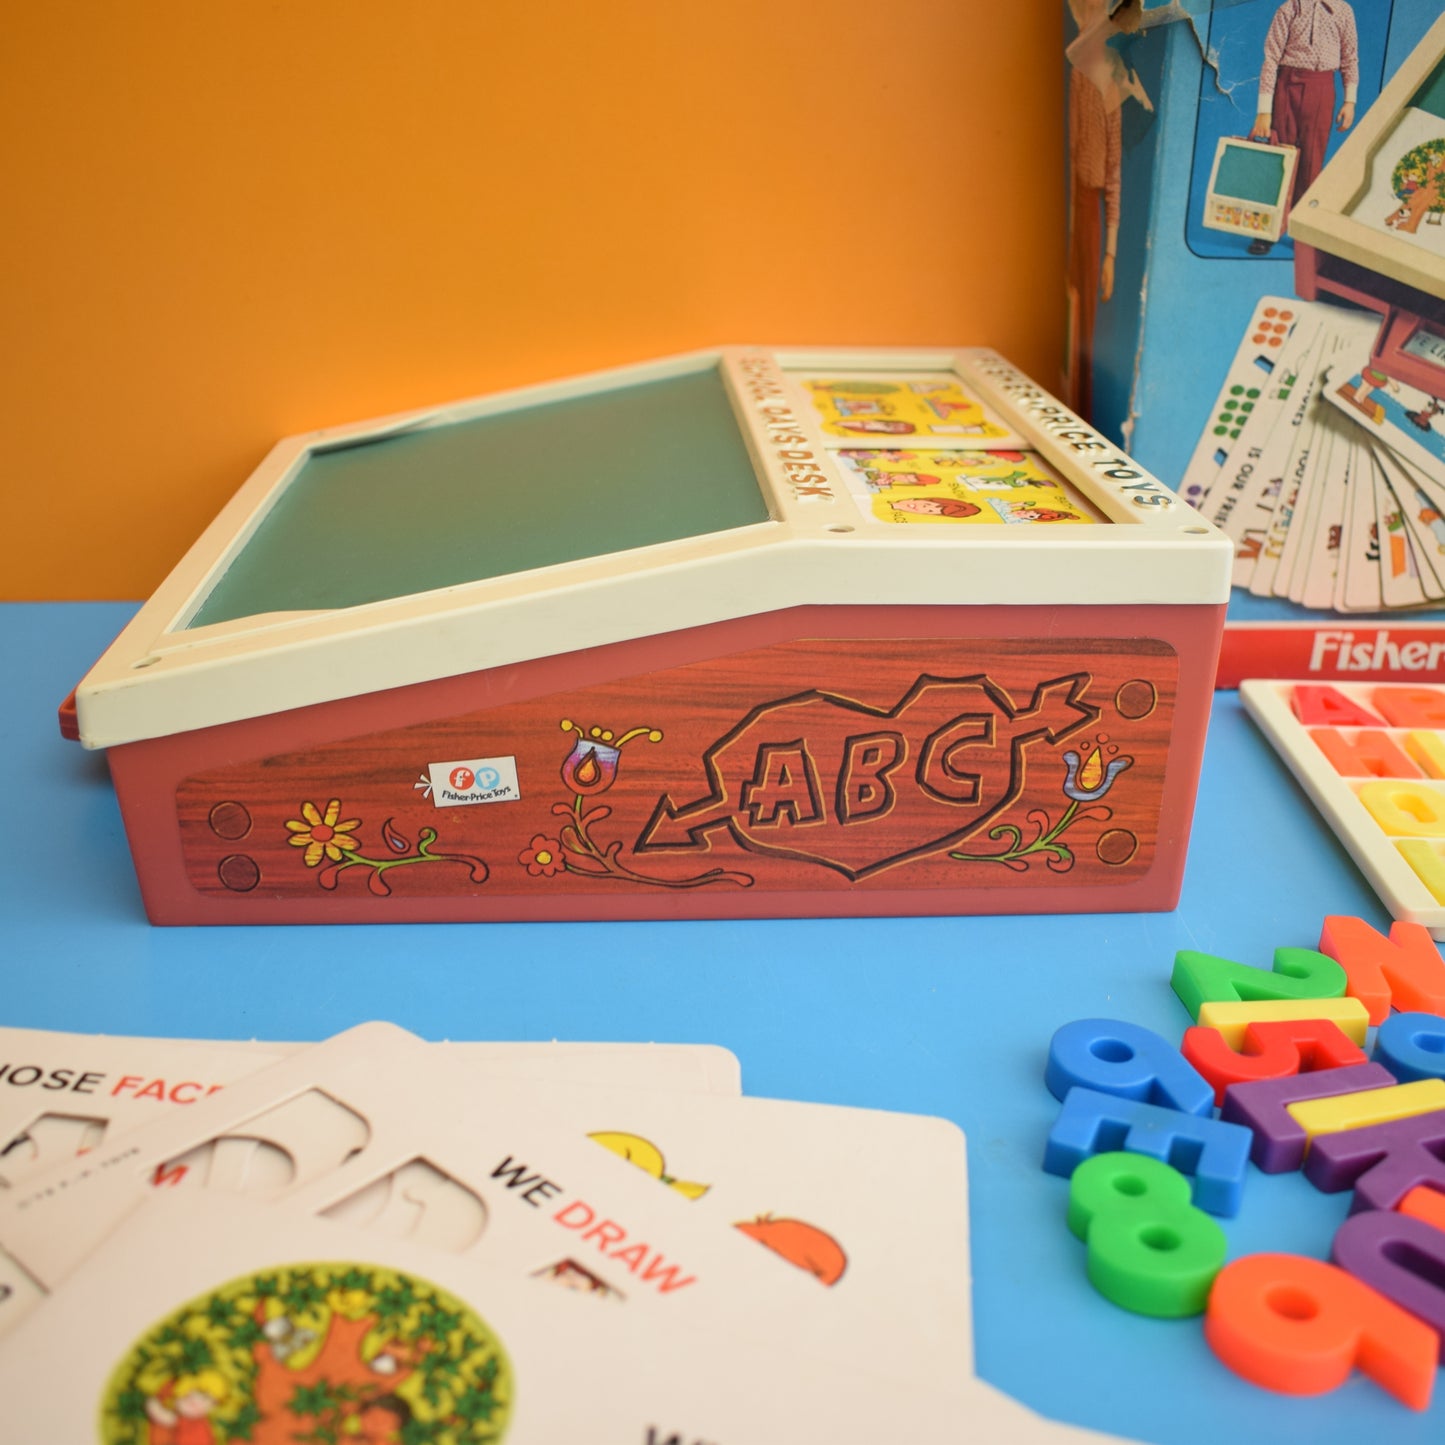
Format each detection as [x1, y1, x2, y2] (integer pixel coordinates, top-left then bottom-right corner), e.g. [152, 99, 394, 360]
[1220, 1062, 1395, 1173]
[1305, 1107, 1445, 1212]
[1333, 1209, 1445, 1360]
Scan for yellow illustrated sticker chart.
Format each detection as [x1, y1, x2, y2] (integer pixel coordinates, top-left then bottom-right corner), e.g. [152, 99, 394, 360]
[801, 374, 1013, 444]
[832, 448, 1104, 527]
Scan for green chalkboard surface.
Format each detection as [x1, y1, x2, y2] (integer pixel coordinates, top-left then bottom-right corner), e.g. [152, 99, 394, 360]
[1413, 56, 1445, 121]
[1214, 143, 1287, 206]
[187, 365, 771, 627]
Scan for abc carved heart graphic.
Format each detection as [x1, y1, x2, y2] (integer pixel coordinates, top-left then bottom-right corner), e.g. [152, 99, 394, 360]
[637, 674, 1102, 878]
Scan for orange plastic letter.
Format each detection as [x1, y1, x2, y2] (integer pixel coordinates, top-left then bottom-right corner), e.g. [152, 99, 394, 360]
[1317, 914, 1445, 1023]
[1372, 686, 1445, 728]
[1399, 1185, 1445, 1234]
[1308, 728, 1420, 779]
[1204, 1253, 1436, 1409]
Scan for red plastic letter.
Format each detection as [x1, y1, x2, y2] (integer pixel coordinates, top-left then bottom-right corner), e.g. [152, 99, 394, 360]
[1290, 685, 1384, 727]
[1181, 1018, 1367, 1106]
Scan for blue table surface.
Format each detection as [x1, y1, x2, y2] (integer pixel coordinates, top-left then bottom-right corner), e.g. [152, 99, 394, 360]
[3, 601, 1441, 1441]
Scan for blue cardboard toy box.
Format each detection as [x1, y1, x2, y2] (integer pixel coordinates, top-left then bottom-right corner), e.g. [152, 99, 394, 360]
[1065, 0, 1445, 684]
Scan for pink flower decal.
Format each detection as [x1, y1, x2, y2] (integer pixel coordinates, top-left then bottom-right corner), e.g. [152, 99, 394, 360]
[558, 719, 662, 796]
[545, 716, 752, 891]
[1062, 746, 1132, 802]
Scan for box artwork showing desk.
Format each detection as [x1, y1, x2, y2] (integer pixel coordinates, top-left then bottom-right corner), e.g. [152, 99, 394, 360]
[65, 348, 1231, 924]
[1291, 13, 1445, 399]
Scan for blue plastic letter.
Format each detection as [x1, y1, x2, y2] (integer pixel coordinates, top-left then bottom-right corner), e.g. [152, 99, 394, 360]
[1375, 1012, 1445, 1085]
[1043, 1086, 1252, 1217]
[1046, 1017, 1214, 1116]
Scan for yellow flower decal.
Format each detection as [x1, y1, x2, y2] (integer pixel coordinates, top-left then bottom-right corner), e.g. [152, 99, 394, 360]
[284, 799, 362, 868]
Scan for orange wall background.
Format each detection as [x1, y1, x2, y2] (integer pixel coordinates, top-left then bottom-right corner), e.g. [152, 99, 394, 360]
[2, 2, 1065, 601]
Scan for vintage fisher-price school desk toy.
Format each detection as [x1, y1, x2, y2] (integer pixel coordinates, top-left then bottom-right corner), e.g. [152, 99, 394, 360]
[61, 348, 1231, 925]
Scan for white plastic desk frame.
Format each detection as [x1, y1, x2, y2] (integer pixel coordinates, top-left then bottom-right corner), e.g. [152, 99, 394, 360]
[73, 347, 1231, 751]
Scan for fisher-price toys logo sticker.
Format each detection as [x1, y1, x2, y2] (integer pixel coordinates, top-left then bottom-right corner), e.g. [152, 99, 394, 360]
[416, 756, 521, 808]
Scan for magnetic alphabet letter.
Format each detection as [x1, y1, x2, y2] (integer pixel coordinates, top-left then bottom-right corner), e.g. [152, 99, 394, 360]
[1043, 1087, 1252, 1216]
[1204, 1252, 1435, 1409]
[1045, 1018, 1213, 1116]
[1066, 1152, 1226, 1317]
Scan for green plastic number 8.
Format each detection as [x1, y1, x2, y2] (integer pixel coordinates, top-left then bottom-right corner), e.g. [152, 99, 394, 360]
[1067, 1151, 1228, 1317]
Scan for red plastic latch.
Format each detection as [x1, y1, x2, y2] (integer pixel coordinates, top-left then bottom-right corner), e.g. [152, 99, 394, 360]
[58, 687, 80, 741]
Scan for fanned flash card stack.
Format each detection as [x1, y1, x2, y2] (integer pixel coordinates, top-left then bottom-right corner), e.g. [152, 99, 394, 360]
[1182, 295, 1445, 614]
[0, 1024, 1121, 1443]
